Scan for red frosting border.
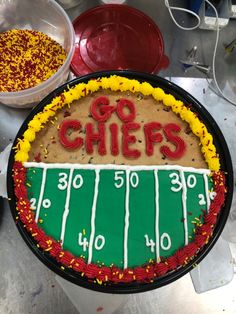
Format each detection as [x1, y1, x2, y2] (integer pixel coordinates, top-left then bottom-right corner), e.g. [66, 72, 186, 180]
[13, 161, 226, 284]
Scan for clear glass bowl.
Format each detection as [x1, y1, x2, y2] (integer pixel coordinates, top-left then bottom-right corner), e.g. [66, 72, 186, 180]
[0, 0, 75, 108]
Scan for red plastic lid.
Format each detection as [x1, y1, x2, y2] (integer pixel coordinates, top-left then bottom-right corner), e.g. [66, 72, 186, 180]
[71, 5, 169, 76]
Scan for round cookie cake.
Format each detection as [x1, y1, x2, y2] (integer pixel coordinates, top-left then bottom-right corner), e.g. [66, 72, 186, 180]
[8, 72, 233, 292]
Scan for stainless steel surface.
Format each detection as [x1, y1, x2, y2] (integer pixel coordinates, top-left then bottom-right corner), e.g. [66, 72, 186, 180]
[65, 1, 236, 74]
[0, 1, 236, 313]
[56, 0, 84, 9]
[115, 275, 236, 314]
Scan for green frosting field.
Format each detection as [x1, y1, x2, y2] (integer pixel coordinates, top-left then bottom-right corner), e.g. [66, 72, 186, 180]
[26, 166, 213, 268]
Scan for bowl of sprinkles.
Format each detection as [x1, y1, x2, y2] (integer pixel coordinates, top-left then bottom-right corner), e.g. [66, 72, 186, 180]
[0, 0, 75, 108]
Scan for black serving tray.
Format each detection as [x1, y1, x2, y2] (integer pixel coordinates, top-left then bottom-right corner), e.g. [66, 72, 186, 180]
[7, 70, 234, 294]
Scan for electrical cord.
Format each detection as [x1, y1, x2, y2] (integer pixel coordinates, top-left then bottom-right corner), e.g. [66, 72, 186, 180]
[164, 0, 236, 106]
[164, 0, 201, 30]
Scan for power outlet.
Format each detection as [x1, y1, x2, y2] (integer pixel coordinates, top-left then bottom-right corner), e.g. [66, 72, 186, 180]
[230, 0, 236, 17]
[197, 0, 230, 29]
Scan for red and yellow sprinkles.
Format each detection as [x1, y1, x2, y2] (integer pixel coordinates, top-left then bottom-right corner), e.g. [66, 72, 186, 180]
[0, 29, 67, 92]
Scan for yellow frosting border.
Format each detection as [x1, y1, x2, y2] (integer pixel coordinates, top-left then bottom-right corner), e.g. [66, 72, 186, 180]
[14, 75, 220, 171]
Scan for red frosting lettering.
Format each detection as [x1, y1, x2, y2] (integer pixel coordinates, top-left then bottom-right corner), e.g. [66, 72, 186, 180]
[122, 122, 141, 158]
[160, 123, 186, 159]
[91, 96, 115, 122]
[85, 122, 106, 155]
[59, 119, 83, 149]
[116, 99, 136, 123]
[109, 123, 119, 156]
[144, 122, 163, 156]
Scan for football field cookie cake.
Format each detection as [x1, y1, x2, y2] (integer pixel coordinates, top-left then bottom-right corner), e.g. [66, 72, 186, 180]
[10, 73, 230, 291]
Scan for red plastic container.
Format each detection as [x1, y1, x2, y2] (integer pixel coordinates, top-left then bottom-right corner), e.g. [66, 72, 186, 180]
[71, 5, 169, 76]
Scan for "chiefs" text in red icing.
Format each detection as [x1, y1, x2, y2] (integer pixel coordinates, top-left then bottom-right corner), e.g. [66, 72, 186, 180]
[58, 96, 186, 160]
